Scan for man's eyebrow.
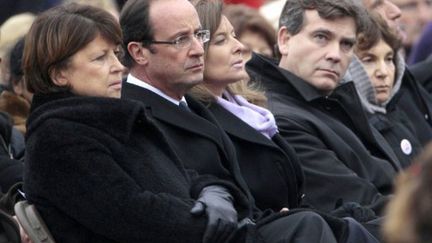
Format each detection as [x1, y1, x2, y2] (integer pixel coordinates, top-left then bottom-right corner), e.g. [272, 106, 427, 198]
[312, 28, 333, 37]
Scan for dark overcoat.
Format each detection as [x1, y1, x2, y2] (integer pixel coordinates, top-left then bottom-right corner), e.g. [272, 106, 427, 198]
[247, 54, 397, 215]
[205, 102, 304, 211]
[397, 69, 432, 145]
[122, 83, 356, 243]
[122, 82, 255, 218]
[369, 102, 423, 169]
[24, 92, 248, 243]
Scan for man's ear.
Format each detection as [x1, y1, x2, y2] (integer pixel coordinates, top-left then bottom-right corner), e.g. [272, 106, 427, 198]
[127, 42, 150, 65]
[50, 68, 69, 87]
[277, 26, 291, 56]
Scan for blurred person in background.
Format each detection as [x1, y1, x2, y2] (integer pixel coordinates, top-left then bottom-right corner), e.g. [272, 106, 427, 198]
[62, 0, 120, 18]
[0, 40, 23, 195]
[390, 0, 432, 58]
[0, 38, 31, 136]
[224, 4, 276, 61]
[0, 0, 59, 25]
[407, 22, 432, 65]
[0, 13, 35, 88]
[383, 143, 432, 243]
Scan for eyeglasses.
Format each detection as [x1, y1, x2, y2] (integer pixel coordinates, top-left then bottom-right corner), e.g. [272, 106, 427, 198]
[146, 30, 210, 49]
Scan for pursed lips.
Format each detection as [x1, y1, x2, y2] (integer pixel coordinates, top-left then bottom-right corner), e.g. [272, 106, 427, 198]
[109, 80, 122, 88]
[185, 62, 204, 70]
[231, 59, 243, 68]
[375, 85, 390, 92]
[318, 68, 340, 78]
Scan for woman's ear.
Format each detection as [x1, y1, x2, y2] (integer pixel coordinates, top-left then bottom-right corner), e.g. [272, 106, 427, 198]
[127, 41, 150, 65]
[50, 68, 69, 87]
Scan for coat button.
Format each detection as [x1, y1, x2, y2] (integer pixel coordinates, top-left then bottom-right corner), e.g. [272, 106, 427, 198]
[425, 114, 429, 120]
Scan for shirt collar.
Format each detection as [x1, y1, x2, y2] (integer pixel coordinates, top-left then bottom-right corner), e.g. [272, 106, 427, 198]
[126, 74, 187, 106]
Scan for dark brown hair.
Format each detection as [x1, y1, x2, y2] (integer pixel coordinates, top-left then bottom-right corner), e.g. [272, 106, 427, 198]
[23, 3, 122, 94]
[120, 0, 155, 68]
[355, 12, 402, 54]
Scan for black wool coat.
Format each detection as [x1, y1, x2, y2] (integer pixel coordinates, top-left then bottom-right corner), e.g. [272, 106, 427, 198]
[409, 58, 432, 93]
[122, 83, 255, 219]
[204, 102, 304, 211]
[122, 83, 356, 243]
[368, 101, 423, 169]
[24, 92, 247, 243]
[247, 54, 397, 215]
[397, 68, 432, 146]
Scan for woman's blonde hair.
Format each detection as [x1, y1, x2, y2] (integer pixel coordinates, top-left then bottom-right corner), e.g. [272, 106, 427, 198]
[189, 0, 267, 107]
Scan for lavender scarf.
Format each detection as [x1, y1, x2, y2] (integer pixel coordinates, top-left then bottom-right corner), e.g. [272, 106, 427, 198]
[216, 91, 278, 139]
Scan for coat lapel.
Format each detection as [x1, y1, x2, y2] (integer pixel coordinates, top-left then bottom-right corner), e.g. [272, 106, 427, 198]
[122, 82, 226, 148]
[208, 102, 277, 148]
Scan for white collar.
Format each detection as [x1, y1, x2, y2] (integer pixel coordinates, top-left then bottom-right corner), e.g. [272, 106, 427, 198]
[126, 74, 187, 106]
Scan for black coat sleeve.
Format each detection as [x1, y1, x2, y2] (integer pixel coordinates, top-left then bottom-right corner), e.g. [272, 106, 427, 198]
[275, 116, 389, 215]
[25, 121, 207, 243]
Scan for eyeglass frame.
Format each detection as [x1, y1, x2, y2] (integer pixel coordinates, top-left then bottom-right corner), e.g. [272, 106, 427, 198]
[144, 29, 210, 49]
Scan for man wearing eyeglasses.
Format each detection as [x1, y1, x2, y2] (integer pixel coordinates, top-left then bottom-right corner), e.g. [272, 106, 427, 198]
[118, 0, 354, 243]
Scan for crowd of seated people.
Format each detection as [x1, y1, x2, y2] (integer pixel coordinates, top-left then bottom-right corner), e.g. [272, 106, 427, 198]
[0, 0, 431, 242]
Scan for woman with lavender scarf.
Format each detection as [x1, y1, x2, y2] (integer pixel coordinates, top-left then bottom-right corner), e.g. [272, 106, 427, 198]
[188, 1, 386, 241]
[188, 6, 304, 213]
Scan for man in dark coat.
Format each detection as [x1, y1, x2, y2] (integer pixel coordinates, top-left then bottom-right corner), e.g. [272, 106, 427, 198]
[119, 0, 351, 242]
[247, 0, 396, 217]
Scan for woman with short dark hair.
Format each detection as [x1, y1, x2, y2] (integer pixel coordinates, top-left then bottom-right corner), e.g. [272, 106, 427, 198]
[352, 12, 423, 168]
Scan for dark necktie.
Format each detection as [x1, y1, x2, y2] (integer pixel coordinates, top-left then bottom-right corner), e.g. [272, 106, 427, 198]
[179, 101, 191, 112]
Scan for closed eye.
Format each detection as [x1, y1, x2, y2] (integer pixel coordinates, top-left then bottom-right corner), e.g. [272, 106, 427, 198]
[94, 53, 107, 61]
[385, 54, 394, 63]
[360, 54, 375, 63]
